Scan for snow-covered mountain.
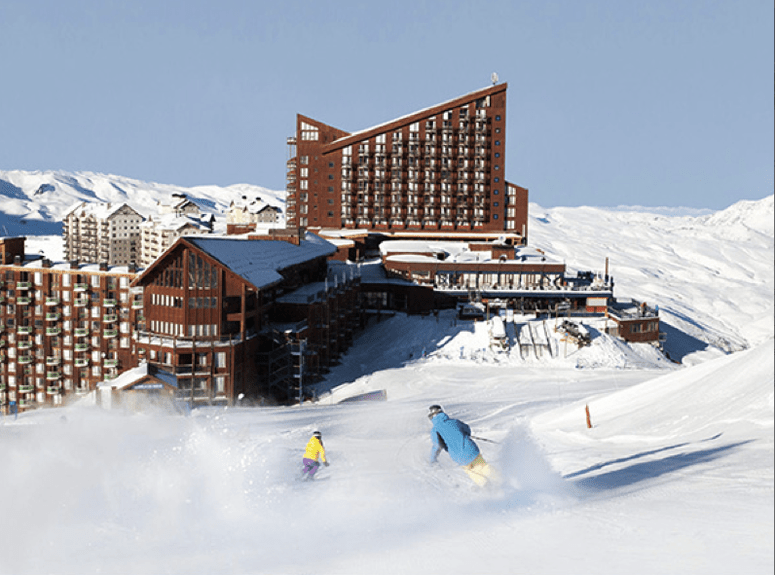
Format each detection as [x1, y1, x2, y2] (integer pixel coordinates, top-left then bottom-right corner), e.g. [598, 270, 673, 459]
[529, 194, 774, 355]
[0, 170, 285, 236]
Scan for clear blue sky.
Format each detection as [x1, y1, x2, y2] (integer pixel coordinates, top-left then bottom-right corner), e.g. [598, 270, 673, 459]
[1, 0, 772, 209]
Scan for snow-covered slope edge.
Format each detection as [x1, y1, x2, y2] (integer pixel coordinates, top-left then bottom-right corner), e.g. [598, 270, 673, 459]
[533, 337, 774, 448]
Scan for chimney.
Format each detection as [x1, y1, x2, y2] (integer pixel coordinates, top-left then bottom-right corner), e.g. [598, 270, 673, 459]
[128, 262, 137, 274]
[13, 255, 21, 265]
[99, 262, 108, 271]
[69, 260, 79, 269]
[42, 258, 51, 268]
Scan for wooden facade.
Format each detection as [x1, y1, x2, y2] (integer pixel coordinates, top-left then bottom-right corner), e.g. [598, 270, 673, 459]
[285, 84, 529, 240]
[132, 234, 362, 405]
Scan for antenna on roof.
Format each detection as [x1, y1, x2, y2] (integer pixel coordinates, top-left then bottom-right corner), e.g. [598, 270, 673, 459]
[491, 72, 499, 85]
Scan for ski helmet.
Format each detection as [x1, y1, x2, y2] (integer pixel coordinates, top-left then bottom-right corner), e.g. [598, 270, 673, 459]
[428, 405, 443, 420]
[313, 430, 322, 438]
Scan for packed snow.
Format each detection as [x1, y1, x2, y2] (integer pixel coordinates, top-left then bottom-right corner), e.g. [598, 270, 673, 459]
[0, 174, 772, 574]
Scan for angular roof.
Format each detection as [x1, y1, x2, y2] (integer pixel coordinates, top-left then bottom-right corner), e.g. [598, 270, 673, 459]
[185, 232, 337, 290]
[63, 201, 142, 220]
[141, 213, 211, 232]
[327, 83, 507, 151]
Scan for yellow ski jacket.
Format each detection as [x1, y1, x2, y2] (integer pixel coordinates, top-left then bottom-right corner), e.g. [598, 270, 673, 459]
[304, 436, 327, 463]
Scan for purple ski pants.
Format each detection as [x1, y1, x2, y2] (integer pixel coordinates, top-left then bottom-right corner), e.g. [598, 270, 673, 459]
[302, 458, 320, 479]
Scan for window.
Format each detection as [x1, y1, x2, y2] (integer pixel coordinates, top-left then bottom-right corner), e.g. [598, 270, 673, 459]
[495, 115, 501, 121]
[495, 140, 501, 146]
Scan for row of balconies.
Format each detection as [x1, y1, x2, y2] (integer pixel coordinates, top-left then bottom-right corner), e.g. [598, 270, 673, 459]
[351, 163, 490, 178]
[358, 140, 489, 161]
[2, 352, 118, 368]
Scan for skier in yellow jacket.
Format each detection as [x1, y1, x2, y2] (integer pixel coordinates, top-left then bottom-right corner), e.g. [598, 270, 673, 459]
[301, 431, 329, 480]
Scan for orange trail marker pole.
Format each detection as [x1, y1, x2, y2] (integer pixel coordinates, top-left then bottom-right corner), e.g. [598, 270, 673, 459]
[585, 404, 593, 429]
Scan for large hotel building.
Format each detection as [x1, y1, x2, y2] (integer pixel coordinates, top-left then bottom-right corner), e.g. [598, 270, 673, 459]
[285, 83, 529, 242]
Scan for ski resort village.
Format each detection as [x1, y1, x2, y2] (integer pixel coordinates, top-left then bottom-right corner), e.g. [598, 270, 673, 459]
[0, 84, 662, 415]
[0, 88, 771, 575]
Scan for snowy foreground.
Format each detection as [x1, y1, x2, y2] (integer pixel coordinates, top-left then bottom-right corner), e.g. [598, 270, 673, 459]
[1, 196, 773, 575]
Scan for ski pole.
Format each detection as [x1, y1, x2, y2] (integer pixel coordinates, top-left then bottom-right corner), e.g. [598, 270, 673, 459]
[471, 435, 499, 444]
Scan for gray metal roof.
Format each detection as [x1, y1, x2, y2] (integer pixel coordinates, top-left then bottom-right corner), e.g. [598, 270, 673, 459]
[187, 232, 337, 290]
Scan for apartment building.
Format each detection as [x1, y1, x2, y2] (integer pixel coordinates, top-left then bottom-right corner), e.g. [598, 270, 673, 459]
[62, 202, 144, 266]
[139, 213, 213, 268]
[0, 237, 141, 413]
[226, 196, 283, 233]
[285, 83, 529, 242]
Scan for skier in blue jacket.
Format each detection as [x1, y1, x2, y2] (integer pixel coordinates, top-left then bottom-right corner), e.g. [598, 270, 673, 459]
[428, 405, 495, 487]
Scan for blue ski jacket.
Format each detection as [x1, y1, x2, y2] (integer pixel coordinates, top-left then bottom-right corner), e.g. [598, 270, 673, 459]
[430, 412, 480, 466]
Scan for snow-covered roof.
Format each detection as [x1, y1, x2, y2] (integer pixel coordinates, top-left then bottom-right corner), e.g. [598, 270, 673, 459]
[141, 213, 211, 232]
[63, 201, 141, 220]
[230, 197, 282, 215]
[379, 241, 445, 257]
[186, 232, 337, 290]
[386, 254, 441, 263]
[96, 364, 150, 390]
[18, 257, 140, 274]
[97, 363, 178, 390]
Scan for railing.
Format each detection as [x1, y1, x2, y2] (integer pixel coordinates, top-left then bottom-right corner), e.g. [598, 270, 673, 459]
[74, 328, 89, 337]
[17, 297, 31, 305]
[45, 297, 60, 306]
[17, 326, 32, 335]
[74, 283, 89, 291]
[74, 358, 89, 367]
[16, 281, 31, 290]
